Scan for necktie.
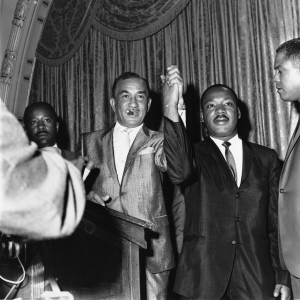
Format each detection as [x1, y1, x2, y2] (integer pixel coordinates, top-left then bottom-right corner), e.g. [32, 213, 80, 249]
[117, 128, 131, 182]
[222, 141, 237, 182]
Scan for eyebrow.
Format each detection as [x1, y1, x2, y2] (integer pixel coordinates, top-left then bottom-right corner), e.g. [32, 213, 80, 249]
[120, 90, 146, 94]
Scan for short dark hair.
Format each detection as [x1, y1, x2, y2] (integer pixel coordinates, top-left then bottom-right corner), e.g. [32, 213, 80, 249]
[23, 102, 57, 125]
[200, 84, 238, 110]
[111, 72, 150, 98]
[276, 38, 300, 68]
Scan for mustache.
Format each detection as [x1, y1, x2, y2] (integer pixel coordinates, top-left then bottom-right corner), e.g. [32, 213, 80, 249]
[214, 114, 229, 121]
[36, 130, 49, 135]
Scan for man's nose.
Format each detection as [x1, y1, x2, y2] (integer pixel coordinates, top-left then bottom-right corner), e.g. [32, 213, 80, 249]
[37, 120, 46, 128]
[129, 97, 138, 106]
[273, 71, 279, 82]
[215, 104, 226, 113]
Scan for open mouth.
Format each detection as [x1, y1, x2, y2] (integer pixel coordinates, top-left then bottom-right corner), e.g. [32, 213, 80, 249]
[126, 109, 137, 116]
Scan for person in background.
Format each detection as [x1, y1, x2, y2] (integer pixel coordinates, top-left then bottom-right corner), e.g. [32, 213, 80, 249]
[161, 65, 291, 300]
[23, 102, 75, 160]
[274, 37, 300, 299]
[77, 72, 175, 299]
[0, 101, 86, 240]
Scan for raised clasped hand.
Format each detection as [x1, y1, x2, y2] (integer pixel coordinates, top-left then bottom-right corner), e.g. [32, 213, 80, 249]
[161, 65, 184, 121]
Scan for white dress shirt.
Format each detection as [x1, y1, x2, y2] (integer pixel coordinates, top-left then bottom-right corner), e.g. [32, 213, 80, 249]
[113, 122, 143, 182]
[210, 134, 243, 187]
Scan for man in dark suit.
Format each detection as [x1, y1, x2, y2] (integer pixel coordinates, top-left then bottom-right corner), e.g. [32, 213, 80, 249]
[23, 102, 75, 160]
[161, 66, 290, 299]
[77, 72, 175, 299]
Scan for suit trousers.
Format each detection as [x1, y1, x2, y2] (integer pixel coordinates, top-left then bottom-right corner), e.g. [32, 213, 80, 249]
[145, 268, 170, 300]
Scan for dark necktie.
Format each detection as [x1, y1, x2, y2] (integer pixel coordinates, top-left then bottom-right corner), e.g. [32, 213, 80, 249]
[222, 142, 237, 182]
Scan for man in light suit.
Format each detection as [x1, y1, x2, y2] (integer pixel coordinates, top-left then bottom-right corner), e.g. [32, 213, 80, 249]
[274, 37, 300, 299]
[77, 72, 175, 299]
[23, 102, 75, 160]
[162, 66, 290, 299]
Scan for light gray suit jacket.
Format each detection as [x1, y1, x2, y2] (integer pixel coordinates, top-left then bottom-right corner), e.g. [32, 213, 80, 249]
[77, 125, 175, 273]
[279, 122, 300, 277]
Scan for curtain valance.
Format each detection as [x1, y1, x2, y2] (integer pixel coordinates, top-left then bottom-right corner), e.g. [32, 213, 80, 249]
[36, 0, 191, 66]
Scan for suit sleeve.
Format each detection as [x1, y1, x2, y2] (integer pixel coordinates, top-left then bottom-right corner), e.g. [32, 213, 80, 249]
[163, 116, 198, 185]
[0, 102, 86, 240]
[268, 149, 291, 287]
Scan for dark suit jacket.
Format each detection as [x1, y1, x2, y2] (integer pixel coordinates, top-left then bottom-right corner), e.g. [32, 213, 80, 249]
[61, 149, 75, 161]
[77, 125, 175, 273]
[164, 118, 290, 299]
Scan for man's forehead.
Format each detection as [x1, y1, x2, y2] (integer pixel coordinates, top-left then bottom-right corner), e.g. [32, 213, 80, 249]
[27, 106, 55, 118]
[115, 78, 147, 91]
[203, 88, 235, 101]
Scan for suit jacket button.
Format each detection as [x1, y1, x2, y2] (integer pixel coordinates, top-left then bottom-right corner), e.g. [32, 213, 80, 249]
[280, 188, 284, 193]
[232, 240, 236, 245]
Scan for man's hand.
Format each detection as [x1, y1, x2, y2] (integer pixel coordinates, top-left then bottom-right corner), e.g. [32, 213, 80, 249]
[273, 284, 291, 300]
[86, 191, 110, 207]
[161, 65, 183, 122]
[71, 156, 88, 172]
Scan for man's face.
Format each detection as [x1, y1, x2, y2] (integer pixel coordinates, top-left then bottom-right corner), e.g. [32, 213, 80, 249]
[110, 78, 152, 128]
[201, 87, 240, 141]
[25, 106, 58, 148]
[274, 51, 300, 102]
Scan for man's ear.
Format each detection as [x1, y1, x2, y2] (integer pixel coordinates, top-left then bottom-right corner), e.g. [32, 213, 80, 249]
[147, 98, 152, 112]
[237, 107, 241, 119]
[110, 98, 116, 112]
[200, 110, 204, 122]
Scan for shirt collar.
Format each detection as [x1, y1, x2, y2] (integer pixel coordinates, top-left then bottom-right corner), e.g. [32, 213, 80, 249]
[210, 134, 240, 147]
[114, 121, 143, 134]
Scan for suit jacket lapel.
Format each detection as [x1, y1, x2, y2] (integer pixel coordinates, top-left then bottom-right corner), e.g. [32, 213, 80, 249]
[283, 124, 300, 170]
[104, 129, 119, 185]
[240, 141, 253, 185]
[123, 126, 151, 176]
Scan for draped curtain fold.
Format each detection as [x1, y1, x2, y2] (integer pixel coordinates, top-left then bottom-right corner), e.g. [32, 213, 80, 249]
[30, 0, 300, 160]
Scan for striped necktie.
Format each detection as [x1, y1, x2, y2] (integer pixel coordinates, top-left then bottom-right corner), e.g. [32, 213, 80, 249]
[222, 141, 237, 182]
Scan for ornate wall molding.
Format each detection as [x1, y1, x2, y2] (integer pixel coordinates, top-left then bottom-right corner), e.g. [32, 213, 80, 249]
[0, 0, 53, 116]
[0, 0, 30, 103]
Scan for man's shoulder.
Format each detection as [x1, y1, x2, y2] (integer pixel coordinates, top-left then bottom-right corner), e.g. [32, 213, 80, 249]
[82, 127, 113, 140]
[60, 149, 76, 161]
[143, 126, 163, 140]
[245, 140, 277, 155]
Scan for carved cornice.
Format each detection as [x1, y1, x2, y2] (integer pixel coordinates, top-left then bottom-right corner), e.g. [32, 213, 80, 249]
[0, 0, 31, 100]
[13, 0, 31, 27]
[1, 50, 17, 78]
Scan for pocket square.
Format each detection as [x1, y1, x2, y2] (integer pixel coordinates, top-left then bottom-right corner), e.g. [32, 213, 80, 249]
[139, 147, 155, 155]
